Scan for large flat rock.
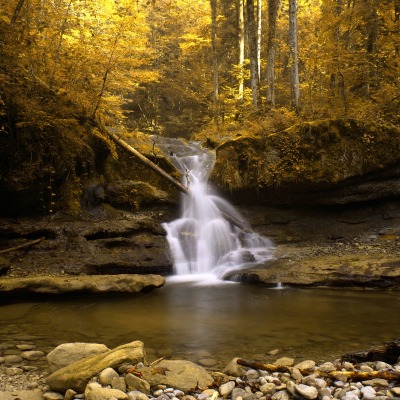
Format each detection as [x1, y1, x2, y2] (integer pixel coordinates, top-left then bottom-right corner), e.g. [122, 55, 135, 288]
[0, 274, 165, 296]
[227, 255, 400, 288]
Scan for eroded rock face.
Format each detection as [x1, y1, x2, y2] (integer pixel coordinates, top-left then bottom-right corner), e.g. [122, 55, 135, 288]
[0, 274, 165, 296]
[211, 119, 400, 206]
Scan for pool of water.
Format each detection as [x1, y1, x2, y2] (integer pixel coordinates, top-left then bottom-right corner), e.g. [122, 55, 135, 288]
[1, 281, 399, 368]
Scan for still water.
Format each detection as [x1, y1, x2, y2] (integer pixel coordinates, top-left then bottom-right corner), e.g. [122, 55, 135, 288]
[1, 281, 399, 367]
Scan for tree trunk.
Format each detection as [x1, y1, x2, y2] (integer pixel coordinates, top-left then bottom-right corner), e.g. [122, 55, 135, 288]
[237, 0, 245, 101]
[266, 0, 280, 107]
[211, 0, 219, 124]
[11, 0, 26, 24]
[288, 0, 300, 114]
[246, 0, 260, 109]
[257, 0, 262, 81]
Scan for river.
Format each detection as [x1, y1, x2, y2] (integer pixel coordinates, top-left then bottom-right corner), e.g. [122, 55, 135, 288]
[1, 282, 399, 368]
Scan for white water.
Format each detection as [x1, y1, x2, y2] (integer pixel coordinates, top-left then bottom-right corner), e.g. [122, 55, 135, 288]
[160, 140, 274, 283]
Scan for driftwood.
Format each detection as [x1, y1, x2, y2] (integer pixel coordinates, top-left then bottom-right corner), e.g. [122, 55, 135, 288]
[236, 358, 400, 382]
[0, 237, 44, 254]
[102, 125, 251, 233]
[341, 339, 400, 364]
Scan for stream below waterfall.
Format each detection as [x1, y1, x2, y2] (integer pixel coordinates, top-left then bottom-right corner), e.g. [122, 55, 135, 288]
[1, 284, 399, 368]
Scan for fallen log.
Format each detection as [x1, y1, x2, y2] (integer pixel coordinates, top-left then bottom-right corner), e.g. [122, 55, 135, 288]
[101, 124, 251, 233]
[342, 339, 400, 364]
[0, 237, 44, 254]
[236, 358, 400, 382]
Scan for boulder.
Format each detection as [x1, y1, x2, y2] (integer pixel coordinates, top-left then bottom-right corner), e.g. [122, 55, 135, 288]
[138, 360, 213, 392]
[46, 341, 146, 393]
[0, 274, 165, 296]
[47, 343, 110, 371]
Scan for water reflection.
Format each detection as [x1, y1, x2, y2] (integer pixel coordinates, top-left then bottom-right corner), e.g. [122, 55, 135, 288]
[0, 284, 399, 366]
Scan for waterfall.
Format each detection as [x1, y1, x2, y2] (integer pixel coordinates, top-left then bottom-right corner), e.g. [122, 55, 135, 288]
[159, 138, 274, 282]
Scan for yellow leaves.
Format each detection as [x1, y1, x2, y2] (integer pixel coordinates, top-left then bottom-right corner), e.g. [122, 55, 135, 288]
[179, 33, 209, 53]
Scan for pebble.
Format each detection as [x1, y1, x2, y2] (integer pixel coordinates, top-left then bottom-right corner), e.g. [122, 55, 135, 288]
[21, 350, 45, 360]
[295, 383, 318, 399]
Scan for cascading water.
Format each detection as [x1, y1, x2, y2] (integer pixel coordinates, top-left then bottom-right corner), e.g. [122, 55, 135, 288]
[159, 138, 274, 282]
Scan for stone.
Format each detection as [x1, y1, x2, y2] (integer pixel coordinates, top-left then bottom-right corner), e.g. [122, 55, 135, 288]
[246, 369, 260, 379]
[290, 367, 303, 381]
[318, 362, 336, 373]
[260, 383, 276, 395]
[219, 381, 236, 397]
[361, 386, 376, 400]
[223, 358, 247, 377]
[375, 362, 391, 371]
[16, 344, 36, 351]
[274, 357, 294, 367]
[139, 360, 213, 393]
[98, 367, 120, 386]
[46, 341, 146, 393]
[271, 390, 290, 400]
[21, 350, 45, 360]
[232, 387, 254, 400]
[361, 379, 388, 387]
[391, 388, 400, 396]
[127, 391, 150, 400]
[46, 343, 110, 371]
[294, 360, 316, 371]
[43, 392, 64, 400]
[4, 354, 23, 363]
[112, 377, 127, 392]
[125, 373, 151, 394]
[64, 389, 78, 400]
[4, 367, 24, 375]
[295, 384, 319, 399]
[85, 384, 128, 400]
[198, 358, 218, 367]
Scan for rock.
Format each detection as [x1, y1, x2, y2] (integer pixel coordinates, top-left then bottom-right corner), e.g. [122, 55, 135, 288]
[391, 387, 400, 396]
[318, 362, 336, 373]
[294, 360, 316, 371]
[219, 381, 236, 397]
[4, 354, 23, 363]
[361, 379, 388, 387]
[198, 358, 218, 367]
[127, 390, 150, 400]
[43, 392, 64, 400]
[232, 387, 254, 400]
[64, 389, 78, 400]
[246, 369, 260, 379]
[4, 367, 24, 375]
[21, 350, 45, 360]
[0, 274, 165, 296]
[98, 367, 120, 386]
[223, 358, 247, 377]
[125, 373, 151, 394]
[295, 384, 319, 399]
[260, 383, 276, 395]
[47, 343, 110, 371]
[46, 341, 146, 393]
[273, 357, 294, 367]
[361, 386, 376, 400]
[16, 344, 36, 351]
[0, 389, 44, 400]
[139, 360, 213, 392]
[271, 390, 290, 400]
[85, 382, 128, 400]
[112, 377, 127, 392]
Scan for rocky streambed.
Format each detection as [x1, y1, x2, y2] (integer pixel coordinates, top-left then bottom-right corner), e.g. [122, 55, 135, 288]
[1, 339, 399, 400]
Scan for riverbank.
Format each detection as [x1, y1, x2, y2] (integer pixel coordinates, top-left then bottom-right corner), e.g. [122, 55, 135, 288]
[1, 339, 399, 400]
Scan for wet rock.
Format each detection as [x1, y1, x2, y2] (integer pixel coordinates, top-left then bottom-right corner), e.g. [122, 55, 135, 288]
[47, 343, 110, 371]
[98, 367, 120, 386]
[125, 373, 151, 394]
[46, 341, 146, 393]
[21, 350, 45, 361]
[274, 357, 294, 367]
[139, 360, 213, 392]
[0, 274, 165, 296]
[223, 358, 247, 377]
[295, 384, 318, 399]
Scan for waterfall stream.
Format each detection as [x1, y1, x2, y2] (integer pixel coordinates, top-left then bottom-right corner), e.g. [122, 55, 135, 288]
[157, 138, 274, 283]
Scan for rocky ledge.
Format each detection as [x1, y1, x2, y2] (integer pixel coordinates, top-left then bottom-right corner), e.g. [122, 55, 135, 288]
[0, 274, 165, 297]
[0, 340, 399, 400]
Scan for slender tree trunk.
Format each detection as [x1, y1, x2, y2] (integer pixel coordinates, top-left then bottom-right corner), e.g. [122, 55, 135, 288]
[49, 0, 73, 89]
[237, 0, 245, 101]
[288, 0, 300, 114]
[11, 0, 26, 24]
[257, 0, 262, 81]
[211, 0, 219, 124]
[365, 0, 378, 94]
[92, 34, 119, 118]
[266, 0, 280, 107]
[246, 0, 260, 109]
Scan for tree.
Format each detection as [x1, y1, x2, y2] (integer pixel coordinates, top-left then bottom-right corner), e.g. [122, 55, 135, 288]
[288, 0, 300, 114]
[265, 0, 280, 107]
[237, 0, 245, 101]
[246, 0, 260, 109]
[211, 0, 220, 124]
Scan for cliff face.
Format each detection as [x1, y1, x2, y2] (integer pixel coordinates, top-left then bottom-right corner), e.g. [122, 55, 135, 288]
[211, 119, 400, 206]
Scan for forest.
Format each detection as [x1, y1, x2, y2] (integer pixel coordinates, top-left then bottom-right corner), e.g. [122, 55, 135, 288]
[0, 0, 399, 213]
